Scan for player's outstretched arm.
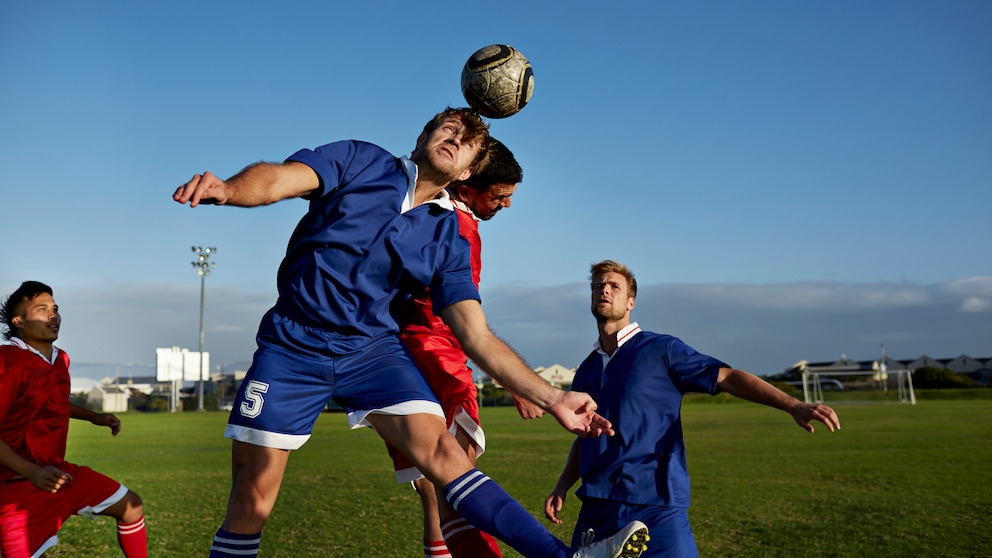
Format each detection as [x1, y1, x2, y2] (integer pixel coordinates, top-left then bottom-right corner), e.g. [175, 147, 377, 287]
[545, 438, 581, 524]
[441, 299, 612, 437]
[782, 400, 840, 433]
[173, 161, 319, 208]
[547, 391, 613, 438]
[509, 389, 545, 419]
[716, 367, 841, 433]
[70, 402, 122, 435]
[498, 344, 545, 419]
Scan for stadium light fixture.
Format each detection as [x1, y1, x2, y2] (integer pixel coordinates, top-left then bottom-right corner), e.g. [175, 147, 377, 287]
[191, 246, 217, 412]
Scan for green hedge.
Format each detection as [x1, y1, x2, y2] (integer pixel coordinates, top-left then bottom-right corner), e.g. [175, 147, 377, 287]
[912, 366, 986, 389]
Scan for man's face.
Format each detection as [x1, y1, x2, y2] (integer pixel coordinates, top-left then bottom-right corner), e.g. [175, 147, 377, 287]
[413, 116, 483, 183]
[591, 272, 634, 323]
[460, 182, 517, 221]
[12, 293, 61, 344]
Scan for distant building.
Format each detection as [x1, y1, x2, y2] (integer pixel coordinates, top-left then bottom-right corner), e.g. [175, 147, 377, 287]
[773, 354, 992, 386]
[211, 369, 248, 410]
[70, 377, 103, 395]
[535, 364, 576, 390]
[70, 376, 164, 413]
[89, 385, 129, 413]
[475, 364, 577, 393]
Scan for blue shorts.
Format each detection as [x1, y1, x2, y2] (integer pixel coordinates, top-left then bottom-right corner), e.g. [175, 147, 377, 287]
[226, 309, 443, 450]
[573, 498, 698, 558]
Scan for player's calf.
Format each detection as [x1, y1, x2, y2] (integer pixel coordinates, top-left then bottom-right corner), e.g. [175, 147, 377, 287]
[103, 488, 147, 558]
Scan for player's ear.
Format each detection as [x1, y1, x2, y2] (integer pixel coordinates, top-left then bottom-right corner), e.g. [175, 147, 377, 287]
[627, 297, 636, 312]
[456, 168, 473, 182]
[11, 316, 22, 328]
[453, 183, 472, 199]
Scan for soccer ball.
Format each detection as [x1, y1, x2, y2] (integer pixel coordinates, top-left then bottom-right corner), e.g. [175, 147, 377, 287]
[461, 44, 534, 119]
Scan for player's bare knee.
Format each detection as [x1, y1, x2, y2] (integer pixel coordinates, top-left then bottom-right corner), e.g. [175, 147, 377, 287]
[105, 490, 144, 523]
[227, 487, 276, 527]
[419, 435, 474, 487]
[429, 432, 470, 465]
[123, 491, 144, 521]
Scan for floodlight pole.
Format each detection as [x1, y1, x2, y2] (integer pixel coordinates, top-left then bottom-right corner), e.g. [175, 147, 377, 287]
[192, 246, 217, 412]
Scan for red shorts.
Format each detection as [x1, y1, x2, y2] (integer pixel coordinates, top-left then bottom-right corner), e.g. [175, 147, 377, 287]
[0, 462, 127, 558]
[387, 334, 487, 483]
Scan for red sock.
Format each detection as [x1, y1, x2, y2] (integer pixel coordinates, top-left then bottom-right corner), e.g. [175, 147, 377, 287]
[479, 531, 502, 557]
[117, 516, 147, 558]
[424, 539, 451, 558]
[441, 515, 502, 558]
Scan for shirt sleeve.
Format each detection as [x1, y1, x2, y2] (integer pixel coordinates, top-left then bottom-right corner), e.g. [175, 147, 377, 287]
[286, 140, 396, 200]
[428, 225, 480, 313]
[665, 337, 727, 395]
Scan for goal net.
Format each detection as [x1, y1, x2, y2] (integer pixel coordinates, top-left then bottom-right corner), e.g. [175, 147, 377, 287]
[801, 365, 916, 405]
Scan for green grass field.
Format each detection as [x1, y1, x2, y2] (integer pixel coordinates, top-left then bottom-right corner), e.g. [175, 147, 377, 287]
[48, 398, 991, 557]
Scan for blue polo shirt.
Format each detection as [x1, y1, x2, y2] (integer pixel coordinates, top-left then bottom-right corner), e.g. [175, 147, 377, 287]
[276, 140, 479, 345]
[571, 324, 727, 507]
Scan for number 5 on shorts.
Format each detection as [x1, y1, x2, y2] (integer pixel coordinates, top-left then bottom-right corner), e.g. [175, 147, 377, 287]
[240, 380, 270, 418]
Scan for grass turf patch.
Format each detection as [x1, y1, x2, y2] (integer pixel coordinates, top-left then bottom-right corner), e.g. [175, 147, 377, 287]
[47, 400, 991, 557]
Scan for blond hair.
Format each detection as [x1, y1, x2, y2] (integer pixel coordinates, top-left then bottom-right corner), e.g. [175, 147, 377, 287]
[590, 260, 637, 299]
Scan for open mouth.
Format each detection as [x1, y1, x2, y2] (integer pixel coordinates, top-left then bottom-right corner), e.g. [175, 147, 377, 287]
[437, 145, 455, 160]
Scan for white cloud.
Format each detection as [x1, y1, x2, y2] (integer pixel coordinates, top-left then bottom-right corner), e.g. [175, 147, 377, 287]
[9, 277, 989, 380]
[944, 277, 992, 297]
[484, 277, 992, 375]
[657, 282, 931, 311]
[960, 297, 991, 313]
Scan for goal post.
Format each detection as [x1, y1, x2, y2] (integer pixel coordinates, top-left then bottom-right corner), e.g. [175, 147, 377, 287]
[801, 367, 916, 405]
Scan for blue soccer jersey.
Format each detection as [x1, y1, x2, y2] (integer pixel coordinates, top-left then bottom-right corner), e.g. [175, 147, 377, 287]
[224, 140, 481, 450]
[571, 326, 727, 507]
[278, 140, 479, 346]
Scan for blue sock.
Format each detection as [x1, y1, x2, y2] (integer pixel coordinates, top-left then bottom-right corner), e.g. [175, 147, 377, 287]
[209, 528, 261, 557]
[444, 469, 570, 558]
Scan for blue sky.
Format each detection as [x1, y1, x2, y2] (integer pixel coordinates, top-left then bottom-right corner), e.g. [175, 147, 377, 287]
[2, 1, 989, 381]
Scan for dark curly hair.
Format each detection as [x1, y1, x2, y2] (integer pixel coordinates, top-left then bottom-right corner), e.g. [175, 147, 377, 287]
[1, 281, 53, 341]
[462, 138, 522, 190]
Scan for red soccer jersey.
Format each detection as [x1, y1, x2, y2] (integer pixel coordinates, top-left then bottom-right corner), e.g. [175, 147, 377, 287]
[0, 342, 71, 484]
[395, 201, 482, 340]
[389, 202, 487, 480]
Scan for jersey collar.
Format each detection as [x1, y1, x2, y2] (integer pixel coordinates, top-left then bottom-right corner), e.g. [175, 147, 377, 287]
[399, 156, 455, 214]
[451, 198, 481, 221]
[593, 322, 641, 366]
[9, 336, 60, 364]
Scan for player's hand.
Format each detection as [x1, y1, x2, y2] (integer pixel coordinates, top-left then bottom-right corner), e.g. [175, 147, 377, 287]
[791, 402, 841, 433]
[29, 466, 73, 494]
[548, 391, 614, 438]
[92, 413, 122, 436]
[544, 489, 568, 524]
[174, 171, 231, 207]
[512, 394, 545, 419]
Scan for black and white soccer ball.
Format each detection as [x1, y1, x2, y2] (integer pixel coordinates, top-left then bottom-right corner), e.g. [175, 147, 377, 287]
[461, 44, 534, 119]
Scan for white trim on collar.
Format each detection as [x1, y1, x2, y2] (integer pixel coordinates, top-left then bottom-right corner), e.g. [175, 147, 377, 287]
[399, 156, 455, 213]
[616, 322, 642, 348]
[594, 322, 641, 366]
[9, 337, 60, 364]
[451, 198, 481, 222]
